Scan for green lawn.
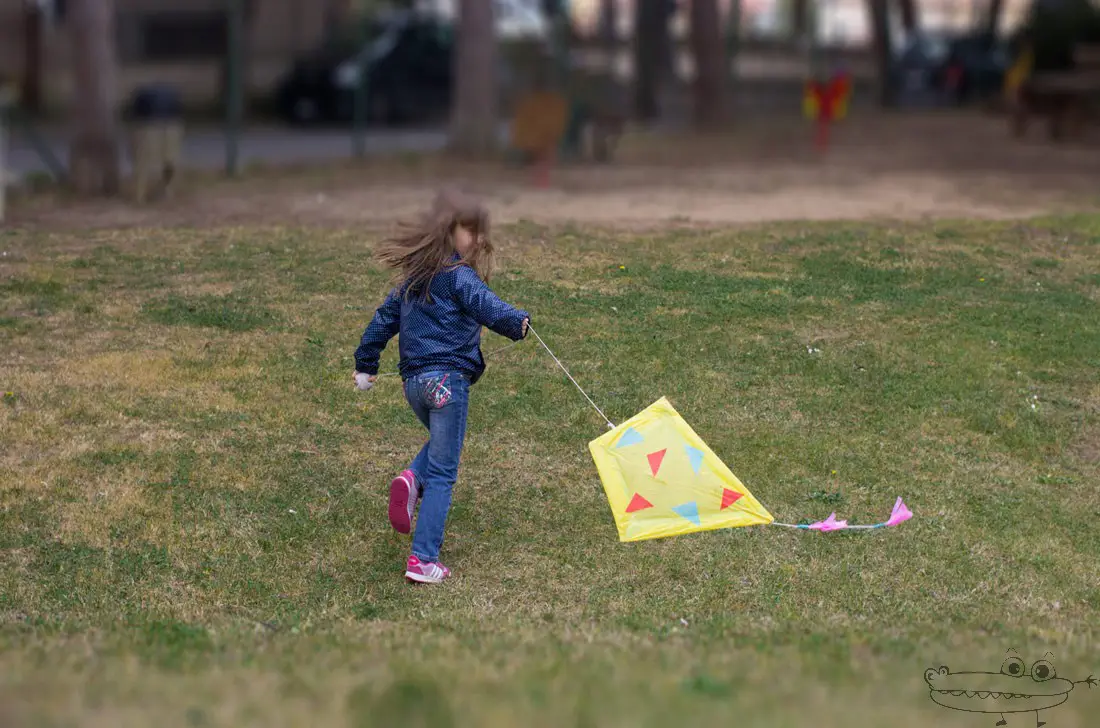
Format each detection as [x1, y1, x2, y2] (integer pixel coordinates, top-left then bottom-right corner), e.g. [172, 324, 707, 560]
[1, 217, 1099, 728]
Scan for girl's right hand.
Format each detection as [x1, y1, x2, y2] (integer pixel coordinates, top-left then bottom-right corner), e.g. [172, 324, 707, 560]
[354, 372, 376, 391]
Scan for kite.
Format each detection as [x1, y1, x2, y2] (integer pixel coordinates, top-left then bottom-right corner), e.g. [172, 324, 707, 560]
[525, 325, 914, 544]
[588, 397, 912, 543]
[589, 397, 774, 542]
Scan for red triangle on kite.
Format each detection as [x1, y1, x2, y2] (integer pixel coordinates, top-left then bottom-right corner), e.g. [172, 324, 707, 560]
[720, 488, 743, 510]
[647, 449, 667, 476]
[625, 492, 654, 513]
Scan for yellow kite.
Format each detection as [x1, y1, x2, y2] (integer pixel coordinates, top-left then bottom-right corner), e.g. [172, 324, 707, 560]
[523, 324, 912, 541]
[588, 397, 774, 542]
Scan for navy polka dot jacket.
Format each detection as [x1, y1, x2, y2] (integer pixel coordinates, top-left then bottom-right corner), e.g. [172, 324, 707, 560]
[354, 264, 530, 385]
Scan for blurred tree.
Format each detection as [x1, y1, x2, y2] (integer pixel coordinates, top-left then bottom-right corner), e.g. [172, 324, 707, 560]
[633, 0, 662, 119]
[985, 0, 1004, 38]
[1021, 0, 1100, 71]
[21, 2, 43, 112]
[450, 0, 499, 155]
[865, 0, 894, 106]
[599, 0, 616, 50]
[792, 0, 808, 39]
[690, 0, 725, 127]
[68, 0, 120, 195]
[898, 0, 919, 33]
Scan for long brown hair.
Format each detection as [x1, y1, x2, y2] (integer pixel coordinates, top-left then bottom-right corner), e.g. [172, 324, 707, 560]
[375, 187, 494, 301]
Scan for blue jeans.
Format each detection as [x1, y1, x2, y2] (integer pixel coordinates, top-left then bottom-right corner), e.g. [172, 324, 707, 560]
[403, 370, 470, 563]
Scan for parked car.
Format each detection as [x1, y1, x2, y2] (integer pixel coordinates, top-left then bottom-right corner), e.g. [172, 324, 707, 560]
[942, 33, 1011, 103]
[890, 30, 1010, 106]
[274, 11, 454, 126]
[413, 0, 549, 41]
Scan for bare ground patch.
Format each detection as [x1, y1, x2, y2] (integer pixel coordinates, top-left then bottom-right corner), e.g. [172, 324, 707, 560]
[5, 111, 1099, 235]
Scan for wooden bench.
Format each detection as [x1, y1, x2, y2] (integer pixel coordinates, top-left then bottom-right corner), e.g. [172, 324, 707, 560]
[1012, 44, 1100, 140]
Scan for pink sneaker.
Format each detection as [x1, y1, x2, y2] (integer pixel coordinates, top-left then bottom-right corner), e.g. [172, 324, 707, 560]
[388, 470, 417, 534]
[405, 555, 450, 584]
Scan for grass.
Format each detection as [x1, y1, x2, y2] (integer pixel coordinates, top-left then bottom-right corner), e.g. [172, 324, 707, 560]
[1, 217, 1099, 727]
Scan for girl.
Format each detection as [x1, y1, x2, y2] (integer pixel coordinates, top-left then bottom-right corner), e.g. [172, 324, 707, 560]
[353, 188, 530, 584]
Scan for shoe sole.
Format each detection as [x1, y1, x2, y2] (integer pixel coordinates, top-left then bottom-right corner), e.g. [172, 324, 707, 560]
[388, 476, 414, 534]
[405, 570, 447, 584]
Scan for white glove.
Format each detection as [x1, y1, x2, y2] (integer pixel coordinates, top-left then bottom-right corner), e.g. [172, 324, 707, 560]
[355, 372, 375, 391]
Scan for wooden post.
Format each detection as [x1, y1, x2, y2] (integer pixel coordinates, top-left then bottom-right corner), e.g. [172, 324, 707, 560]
[0, 109, 6, 224]
[21, 4, 42, 113]
[225, 0, 244, 176]
[535, 146, 555, 187]
[815, 115, 830, 154]
[726, 0, 741, 88]
[0, 85, 12, 223]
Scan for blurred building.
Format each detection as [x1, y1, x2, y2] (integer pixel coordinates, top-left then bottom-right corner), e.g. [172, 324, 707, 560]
[0, 0, 346, 114]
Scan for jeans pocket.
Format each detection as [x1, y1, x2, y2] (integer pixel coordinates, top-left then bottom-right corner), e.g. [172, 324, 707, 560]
[421, 374, 454, 410]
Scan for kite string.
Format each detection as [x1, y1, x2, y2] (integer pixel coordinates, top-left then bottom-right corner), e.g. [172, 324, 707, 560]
[371, 324, 616, 430]
[527, 323, 616, 430]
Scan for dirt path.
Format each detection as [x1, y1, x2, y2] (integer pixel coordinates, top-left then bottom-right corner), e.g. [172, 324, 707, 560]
[6, 111, 1098, 231]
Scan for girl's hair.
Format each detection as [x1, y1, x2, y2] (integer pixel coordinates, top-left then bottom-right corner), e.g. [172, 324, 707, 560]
[375, 187, 494, 301]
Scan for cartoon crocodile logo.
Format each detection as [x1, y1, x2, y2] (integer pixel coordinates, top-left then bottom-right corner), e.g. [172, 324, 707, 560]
[925, 650, 1095, 726]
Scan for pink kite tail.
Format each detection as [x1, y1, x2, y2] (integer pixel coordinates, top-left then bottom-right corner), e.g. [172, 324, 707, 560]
[808, 512, 848, 532]
[770, 497, 913, 531]
[884, 496, 913, 527]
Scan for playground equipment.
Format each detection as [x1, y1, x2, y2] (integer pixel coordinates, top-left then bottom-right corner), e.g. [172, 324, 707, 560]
[803, 69, 852, 153]
[510, 86, 569, 187]
[125, 86, 185, 203]
[1010, 43, 1100, 140]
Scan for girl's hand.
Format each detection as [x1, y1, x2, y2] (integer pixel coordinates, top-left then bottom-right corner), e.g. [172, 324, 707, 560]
[522, 318, 529, 337]
[354, 372, 376, 391]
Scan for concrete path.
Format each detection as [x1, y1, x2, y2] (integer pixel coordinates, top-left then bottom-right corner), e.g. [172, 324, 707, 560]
[6, 125, 454, 179]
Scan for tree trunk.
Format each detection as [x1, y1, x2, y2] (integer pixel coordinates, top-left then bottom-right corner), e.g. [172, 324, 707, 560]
[985, 0, 1004, 39]
[68, 0, 121, 195]
[599, 0, 617, 50]
[865, 0, 894, 107]
[633, 0, 661, 120]
[21, 5, 42, 113]
[449, 0, 498, 156]
[658, 0, 677, 86]
[690, 0, 725, 128]
[898, 0, 919, 33]
[792, 0, 809, 40]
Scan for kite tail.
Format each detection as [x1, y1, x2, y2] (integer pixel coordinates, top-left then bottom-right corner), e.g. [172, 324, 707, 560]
[771, 496, 912, 533]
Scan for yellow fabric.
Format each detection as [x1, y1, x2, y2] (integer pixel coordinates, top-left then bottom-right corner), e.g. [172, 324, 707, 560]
[1005, 46, 1034, 99]
[510, 91, 569, 155]
[588, 397, 773, 542]
[833, 97, 849, 121]
[803, 91, 819, 120]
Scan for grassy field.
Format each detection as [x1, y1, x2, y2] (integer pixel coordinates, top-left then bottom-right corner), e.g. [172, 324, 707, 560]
[1, 216, 1099, 728]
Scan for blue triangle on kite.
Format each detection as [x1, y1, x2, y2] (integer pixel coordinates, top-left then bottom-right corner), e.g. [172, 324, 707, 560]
[615, 427, 644, 449]
[672, 501, 701, 526]
[685, 445, 704, 474]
